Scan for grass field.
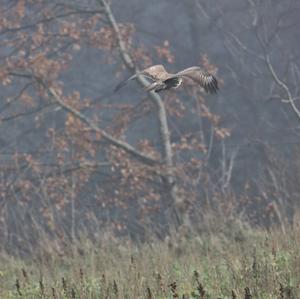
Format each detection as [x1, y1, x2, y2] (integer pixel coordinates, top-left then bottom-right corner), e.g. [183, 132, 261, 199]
[1, 224, 299, 298]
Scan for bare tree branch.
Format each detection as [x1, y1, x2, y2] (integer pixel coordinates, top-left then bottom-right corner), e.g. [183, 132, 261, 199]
[45, 85, 160, 166]
[266, 54, 300, 120]
[246, 1, 300, 121]
[9, 72, 160, 166]
[0, 82, 33, 114]
[0, 9, 104, 36]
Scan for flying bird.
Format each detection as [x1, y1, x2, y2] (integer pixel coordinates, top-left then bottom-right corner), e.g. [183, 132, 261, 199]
[115, 64, 218, 94]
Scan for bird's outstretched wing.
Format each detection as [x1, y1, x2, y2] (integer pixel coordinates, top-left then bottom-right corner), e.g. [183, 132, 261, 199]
[173, 66, 219, 94]
[114, 65, 169, 92]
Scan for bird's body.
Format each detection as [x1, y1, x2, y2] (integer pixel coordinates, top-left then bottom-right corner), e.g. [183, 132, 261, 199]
[115, 64, 218, 94]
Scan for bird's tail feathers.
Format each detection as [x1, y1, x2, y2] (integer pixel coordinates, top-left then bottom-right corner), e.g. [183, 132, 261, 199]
[114, 80, 127, 92]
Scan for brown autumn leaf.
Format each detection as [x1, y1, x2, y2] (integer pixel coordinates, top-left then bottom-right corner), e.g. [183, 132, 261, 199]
[15, 0, 25, 18]
[154, 40, 175, 63]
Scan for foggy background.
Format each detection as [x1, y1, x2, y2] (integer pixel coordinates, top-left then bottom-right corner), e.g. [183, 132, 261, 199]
[1, 0, 300, 254]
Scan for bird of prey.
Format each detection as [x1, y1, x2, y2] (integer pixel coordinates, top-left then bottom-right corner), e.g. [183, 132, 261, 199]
[115, 64, 218, 94]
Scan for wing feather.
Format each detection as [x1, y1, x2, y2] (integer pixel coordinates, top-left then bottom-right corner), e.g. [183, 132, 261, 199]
[173, 66, 219, 94]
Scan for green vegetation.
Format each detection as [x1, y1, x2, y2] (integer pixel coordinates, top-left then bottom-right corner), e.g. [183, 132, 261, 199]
[1, 225, 300, 298]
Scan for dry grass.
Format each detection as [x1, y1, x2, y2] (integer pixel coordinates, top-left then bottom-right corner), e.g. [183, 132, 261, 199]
[1, 225, 300, 298]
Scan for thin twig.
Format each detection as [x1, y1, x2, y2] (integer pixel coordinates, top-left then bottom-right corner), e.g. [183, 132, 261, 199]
[266, 54, 300, 120]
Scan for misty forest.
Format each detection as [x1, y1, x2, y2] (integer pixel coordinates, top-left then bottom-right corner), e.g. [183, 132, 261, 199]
[1, 0, 300, 298]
